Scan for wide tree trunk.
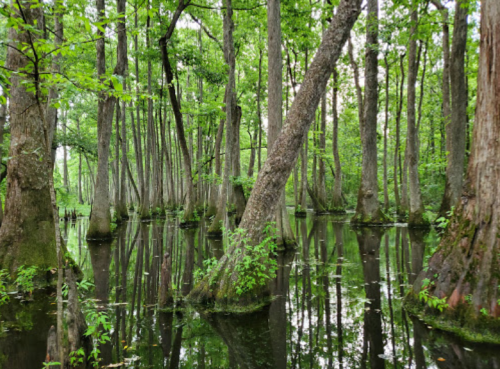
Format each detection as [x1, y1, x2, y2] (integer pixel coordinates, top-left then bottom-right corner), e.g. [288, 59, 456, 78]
[266, 0, 295, 245]
[0, 2, 57, 271]
[188, 0, 362, 311]
[352, 0, 389, 225]
[438, 0, 468, 218]
[87, 0, 127, 239]
[408, 0, 500, 342]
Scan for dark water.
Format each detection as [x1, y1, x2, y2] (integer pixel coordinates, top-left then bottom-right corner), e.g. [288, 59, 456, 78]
[1, 213, 500, 368]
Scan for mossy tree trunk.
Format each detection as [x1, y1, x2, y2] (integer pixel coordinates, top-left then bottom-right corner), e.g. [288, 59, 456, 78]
[409, 0, 500, 340]
[0, 2, 57, 272]
[189, 0, 362, 311]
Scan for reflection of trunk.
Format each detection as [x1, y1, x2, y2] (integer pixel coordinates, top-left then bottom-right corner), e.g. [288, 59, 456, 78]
[204, 309, 276, 369]
[408, 228, 426, 285]
[409, 0, 500, 337]
[333, 222, 344, 369]
[160, 222, 175, 308]
[413, 317, 500, 368]
[357, 228, 385, 369]
[181, 230, 196, 297]
[269, 250, 295, 369]
[189, 0, 361, 310]
[383, 234, 397, 368]
[159, 312, 174, 360]
[88, 240, 112, 365]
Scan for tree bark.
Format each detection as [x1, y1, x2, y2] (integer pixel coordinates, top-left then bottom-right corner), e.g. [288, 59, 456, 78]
[87, 0, 127, 239]
[159, 0, 197, 227]
[352, 0, 389, 225]
[331, 68, 344, 212]
[189, 0, 362, 310]
[394, 54, 405, 219]
[438, 0, 468, 218]
[406, 2, 427, 227]
[267, 0, 295, 245]
[409, 0, 500, 340]
[0, 1, 58, 272]
[207, 2, 235, 236]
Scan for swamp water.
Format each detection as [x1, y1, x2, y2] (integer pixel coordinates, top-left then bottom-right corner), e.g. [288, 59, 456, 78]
[1, 213, 500, 368]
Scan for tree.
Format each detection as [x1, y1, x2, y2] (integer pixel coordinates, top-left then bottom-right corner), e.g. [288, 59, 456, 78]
[352, 0, 389, 224]
[438, 0, 468, 218]
[408, 0, 500, 340]
[0, 0, 58, 271]
[406, 0, 427, 227]
[189, 0, 362, 310]
[267, 0, 295, 245]
[87, 0, 127, 239]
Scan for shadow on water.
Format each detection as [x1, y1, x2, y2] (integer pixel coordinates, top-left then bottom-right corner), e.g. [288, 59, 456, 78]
[2, 214, 500, 368]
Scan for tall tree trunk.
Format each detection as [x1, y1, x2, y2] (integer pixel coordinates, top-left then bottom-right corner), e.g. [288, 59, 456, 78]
[189, 0, 362, 310]
[331, 68, 344, 213]
[159, 0, 196, 227]
[406, 1, 427, 227]
[267, 0, 295, 245]
[63, 110, 69, 190]
[205, 119, 224, 218]
[438, 0, 468, 218]
[77, 117, 84, 205]
[207, 1, 235, 236]
[352, 0, 389, 224]
[0, 0, 58, 271]
[87, 0, 127, 239]
[116, 76, 129, 219]
[0, 95, 6, 224]
[409, 0, 500, 340]
[383, 56, 390, 212]
[231, 106, 247, 224]
[394, 54, 405, 219]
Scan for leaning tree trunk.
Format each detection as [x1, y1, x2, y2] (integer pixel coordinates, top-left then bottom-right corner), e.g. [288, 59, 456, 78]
[406, 2, 427, 227]
[407, 0, 500, 342]
[0, 2, 58, 272]
[87, 0, 127, 239]
[188, 0, 362, 311]
[266, 0, 295, 246]
[438, 0, 468, 219]
[352, 0, 389, 225]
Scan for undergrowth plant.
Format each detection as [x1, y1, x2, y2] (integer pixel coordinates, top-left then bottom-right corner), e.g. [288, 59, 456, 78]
[0, 269, 9, 305]
[419, 278, 449, 312]
[225, 223, 278, 296]
[15, 265, 37, 295]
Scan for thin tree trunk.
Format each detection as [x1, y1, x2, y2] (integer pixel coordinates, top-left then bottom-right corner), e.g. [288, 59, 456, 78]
[77, 117, 84, 205]
[394, 54, 405, 219]
[159, 0, 196, 226]
[383, 56, 390, 212]
[207, 1, 235, 236]
[206, 119, 224, 218]
[331, 68, 344, 212]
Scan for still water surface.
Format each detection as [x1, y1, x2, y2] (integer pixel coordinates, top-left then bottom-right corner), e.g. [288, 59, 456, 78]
[1, 213, 500, 368]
